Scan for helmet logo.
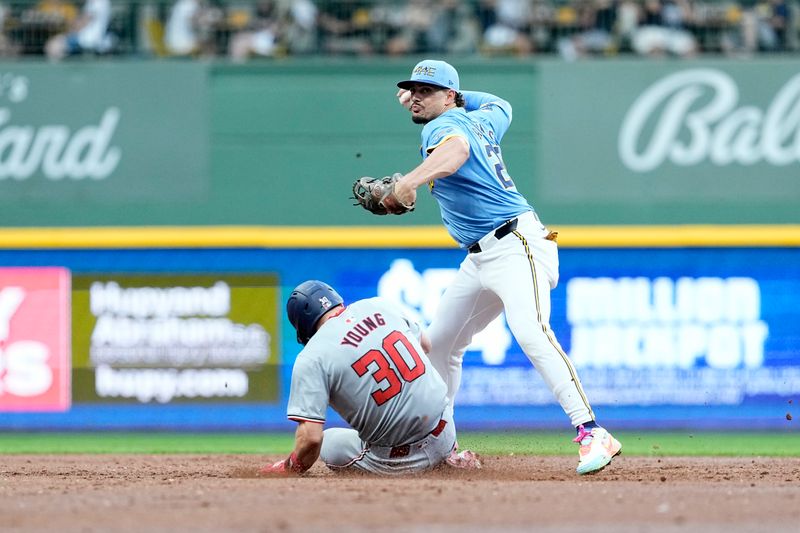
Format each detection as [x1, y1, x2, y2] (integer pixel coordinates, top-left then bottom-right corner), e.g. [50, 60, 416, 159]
[319, 296, 332, 309]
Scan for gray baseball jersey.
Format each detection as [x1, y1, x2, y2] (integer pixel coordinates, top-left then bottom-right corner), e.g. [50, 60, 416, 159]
[287, 297, 448, 447]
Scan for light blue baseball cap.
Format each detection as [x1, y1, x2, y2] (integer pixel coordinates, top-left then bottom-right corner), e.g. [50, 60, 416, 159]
[397, 59, 460, 91]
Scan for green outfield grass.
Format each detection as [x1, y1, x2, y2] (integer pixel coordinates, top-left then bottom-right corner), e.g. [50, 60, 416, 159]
[0, 431, 797, 456]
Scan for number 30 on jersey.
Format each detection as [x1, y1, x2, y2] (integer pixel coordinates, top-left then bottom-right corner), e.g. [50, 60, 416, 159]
[351, 330, 426, 406]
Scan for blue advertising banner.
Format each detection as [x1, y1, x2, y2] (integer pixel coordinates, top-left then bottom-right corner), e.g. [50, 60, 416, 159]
[0, 246, 797, 431]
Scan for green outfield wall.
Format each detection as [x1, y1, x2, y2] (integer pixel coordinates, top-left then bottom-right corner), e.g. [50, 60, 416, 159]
[1, 59, 798, 228]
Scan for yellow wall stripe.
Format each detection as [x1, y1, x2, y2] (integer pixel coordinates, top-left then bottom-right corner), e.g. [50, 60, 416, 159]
[0, 225, 799, 249]
[559, 225, 800, 248]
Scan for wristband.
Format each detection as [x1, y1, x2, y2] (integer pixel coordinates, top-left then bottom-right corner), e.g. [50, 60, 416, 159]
[286, 451, 307, 474]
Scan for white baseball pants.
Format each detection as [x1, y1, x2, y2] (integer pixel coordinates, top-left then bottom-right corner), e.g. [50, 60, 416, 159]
[426, 211, 595, 427]
[320, 405, 456, 475]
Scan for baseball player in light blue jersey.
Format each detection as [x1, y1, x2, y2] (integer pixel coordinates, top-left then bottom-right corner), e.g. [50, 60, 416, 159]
[389, 60, 622, 475]
[260, 280, 480, 476]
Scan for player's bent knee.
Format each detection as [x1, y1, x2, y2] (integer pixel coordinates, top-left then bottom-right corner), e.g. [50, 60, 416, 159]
[320, 428, 364, 468]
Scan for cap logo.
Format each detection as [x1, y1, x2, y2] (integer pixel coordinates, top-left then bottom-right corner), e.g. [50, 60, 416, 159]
[319, 296, 332, 309]
[413, 65, 437, 78]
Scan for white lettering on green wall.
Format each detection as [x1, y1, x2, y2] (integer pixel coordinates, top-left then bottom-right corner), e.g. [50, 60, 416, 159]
[619, 69, 800, 172]
[0, 107, 121, 180]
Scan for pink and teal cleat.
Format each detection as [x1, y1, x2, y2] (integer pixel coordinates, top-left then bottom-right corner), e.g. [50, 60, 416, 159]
[574, 425, 622, 475]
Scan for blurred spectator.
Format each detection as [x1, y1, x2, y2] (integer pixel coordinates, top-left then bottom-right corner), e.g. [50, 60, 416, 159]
[0, 0, 795, 59]
[6, 0, 78, 56]
[44, 0, 114, 60]
[478, 0, 535, 54]
[721, 0, 756, 54]
[630, 0, 698, 57]
[557, 0, 620, 60]
[723, 0, 792, 54]
[278, 0, 318, 54]
[370, 0, 478, 55]
[616, 0, 641, 50]
[0, 3, 16, 56]
[33, 0, 79, 25]
[164, 0, 200, 56]
[755, 0, 790, 50]
[427, 0, 482, 54]
[228, 0, 281, 61]
[380, 0, 437, 55]
[163, 0, 223, 57]
[317, 0, 373, 54]
[529, 0, 556, 51]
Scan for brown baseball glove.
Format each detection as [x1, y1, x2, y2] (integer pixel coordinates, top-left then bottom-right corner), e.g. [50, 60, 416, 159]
[352, 173, 415, 215]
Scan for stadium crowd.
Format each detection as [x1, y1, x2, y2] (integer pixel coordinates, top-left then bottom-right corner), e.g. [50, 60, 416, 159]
[0, 0, 796, 60]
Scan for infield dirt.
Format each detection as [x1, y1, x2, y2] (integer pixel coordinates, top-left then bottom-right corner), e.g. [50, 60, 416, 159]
[1, 455, 798, 532]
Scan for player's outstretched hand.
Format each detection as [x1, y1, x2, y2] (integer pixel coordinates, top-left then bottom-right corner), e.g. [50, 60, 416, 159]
[259, 459, 289, 477]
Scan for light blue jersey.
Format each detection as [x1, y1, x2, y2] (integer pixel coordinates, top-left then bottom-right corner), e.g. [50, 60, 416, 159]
[420, 91, 533, 248]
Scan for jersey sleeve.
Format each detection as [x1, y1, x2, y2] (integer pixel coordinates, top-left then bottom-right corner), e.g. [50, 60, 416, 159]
[421, 117, 468, 155]
[462, 90, 513, 141]
[286, 353, 329, 424]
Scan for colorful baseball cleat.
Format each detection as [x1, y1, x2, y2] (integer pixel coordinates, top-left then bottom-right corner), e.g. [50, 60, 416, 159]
[445, 448, 482, 469]
[574, 425, 622, 475]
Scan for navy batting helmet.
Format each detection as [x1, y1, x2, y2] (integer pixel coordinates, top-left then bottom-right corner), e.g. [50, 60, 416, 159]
[286, 280, 344, 345]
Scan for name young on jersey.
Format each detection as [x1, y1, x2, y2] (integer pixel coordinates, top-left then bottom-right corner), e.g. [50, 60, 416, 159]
[340, 313, 386, 348]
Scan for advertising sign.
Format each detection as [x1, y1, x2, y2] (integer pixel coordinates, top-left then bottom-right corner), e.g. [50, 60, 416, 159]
[0, 246, 796, 430]
[0, 63, 209, 214]
[537, 61, 800, 223]
[0, 267, 70, 412]
[340, 248, 800, 422]
[0, 60, 797, 227]
[71, 274, 280, 404]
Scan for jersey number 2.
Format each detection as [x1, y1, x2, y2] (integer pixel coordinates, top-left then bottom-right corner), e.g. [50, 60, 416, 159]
[351, 330, 425, 406]
[484, 143, 515, 189]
